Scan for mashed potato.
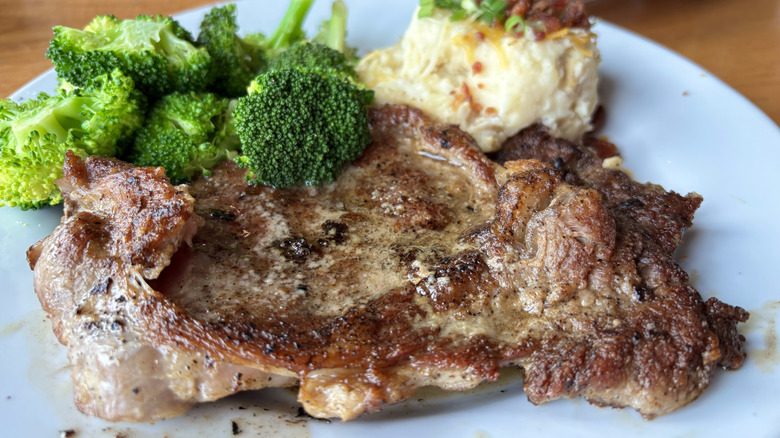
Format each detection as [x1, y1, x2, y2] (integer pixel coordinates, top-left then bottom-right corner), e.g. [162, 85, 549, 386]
[356, 9, 600, 152]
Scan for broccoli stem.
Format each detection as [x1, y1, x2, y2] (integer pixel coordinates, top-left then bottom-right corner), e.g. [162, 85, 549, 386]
[266, 0, 316, 54]
[315, 0, 348, 53]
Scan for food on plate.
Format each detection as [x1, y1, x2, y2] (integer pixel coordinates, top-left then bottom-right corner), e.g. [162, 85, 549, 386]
[46, 14, 213, 99]
[0, 70, 144, 209]
[28, 105, 747, 422]
[356, 0, 599, 152]
[248, 0, 316, 59]
[9, 0, 749, 426]
[196, 4, 268, 97]
[126, 91, 240, 184]
[313, 0, 358, 62]
[0, 0, 367, 210]
[234, 40, 374, 187]
[196, 0, 356, 99]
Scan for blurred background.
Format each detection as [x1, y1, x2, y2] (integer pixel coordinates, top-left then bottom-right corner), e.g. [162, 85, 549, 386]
[1, 0, 778, 124]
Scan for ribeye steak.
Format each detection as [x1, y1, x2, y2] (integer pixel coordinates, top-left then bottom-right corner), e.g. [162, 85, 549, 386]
[27, 104, 747, 422]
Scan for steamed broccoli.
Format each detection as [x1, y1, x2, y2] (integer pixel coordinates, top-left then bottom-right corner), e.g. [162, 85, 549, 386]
[46, 14, 212, 99]
[313, 0, 357, 63]
[268, 40, 358, 85]
[234, 41, 373, 188]
[246, 0, 315, 59]
[126, 91, 239, 184]
[0, 70, 145, 209]
[197, 4, 266, 97]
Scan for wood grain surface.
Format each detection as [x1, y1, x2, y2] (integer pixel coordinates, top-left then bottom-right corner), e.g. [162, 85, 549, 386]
[0, 0, 777, 124]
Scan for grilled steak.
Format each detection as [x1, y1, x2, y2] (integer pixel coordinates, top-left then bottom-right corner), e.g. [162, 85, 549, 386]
[27, 104, 747, 422]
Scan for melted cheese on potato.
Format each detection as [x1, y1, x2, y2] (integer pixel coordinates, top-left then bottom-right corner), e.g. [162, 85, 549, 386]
[356, 9, 600, 152]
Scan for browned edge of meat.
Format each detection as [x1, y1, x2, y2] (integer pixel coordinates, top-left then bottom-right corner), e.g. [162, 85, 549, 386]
[492, 123, 749, 373]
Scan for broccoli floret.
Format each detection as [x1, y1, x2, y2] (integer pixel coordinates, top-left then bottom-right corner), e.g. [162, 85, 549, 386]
[127, 91, 240, 184]
[0, 70, 145, 209]
[197, 4, 267, 97]
[268, 40, 358, 85]
[313, 0, 358, 63]
[248, 0, 315, 59]
[233, 61, 373, 187]
[59, 69, 148, 156]
[46, 14, 212, 99]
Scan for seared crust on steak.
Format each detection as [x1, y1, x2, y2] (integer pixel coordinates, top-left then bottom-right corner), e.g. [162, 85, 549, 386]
[493, 124, 703, 254]
[27, 152, 297, 421]
[494, 124, 748, 368]
[28, 105, 747, 422]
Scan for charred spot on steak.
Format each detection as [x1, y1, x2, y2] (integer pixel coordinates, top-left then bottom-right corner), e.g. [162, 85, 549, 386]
[321, 220, 348, 244]
[274, 237, 313, 264]
[416, 250, 493, 313]
[209, 209, 237, 222]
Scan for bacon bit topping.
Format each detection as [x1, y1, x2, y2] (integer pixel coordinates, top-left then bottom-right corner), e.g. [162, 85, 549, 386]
[510, 1, 531, 16]
[419, 0, 590, 42]
[452, 83, 485, 114]
[472, 62, 484, 74]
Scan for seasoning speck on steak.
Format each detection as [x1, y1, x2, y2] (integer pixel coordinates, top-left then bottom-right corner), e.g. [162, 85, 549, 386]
[27, 105, 747, 422]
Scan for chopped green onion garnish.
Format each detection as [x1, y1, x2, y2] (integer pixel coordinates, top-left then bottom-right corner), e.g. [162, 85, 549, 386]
[478, 0, 508, 24]
[460, 0, 479, 13]
[418, 0, 436, 18]
[450, 9, 469, 21]
[419, 0, 511, 26]
[505, 15, 526, 33]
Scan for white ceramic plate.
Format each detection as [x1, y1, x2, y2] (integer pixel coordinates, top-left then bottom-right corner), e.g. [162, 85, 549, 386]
[2, 1, 779, 437]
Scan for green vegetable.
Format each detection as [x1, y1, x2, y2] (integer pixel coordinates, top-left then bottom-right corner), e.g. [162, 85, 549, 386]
[313, 0, 357, 63]
[197, 4, 267, 97]
[477, 0, 509, 24]
[417, 0, 510, 25]
[418, 0, 437, 18]
[248, 0, 316, 59]
[268, 40, 359, 85]
[46, 14, 212, 99]
[234, 43, 373, 187]
[127, 91, 239, 184]
[0, 70, 145, 209]
[505, 14, 527, 33]
[4, 0, 372, 205]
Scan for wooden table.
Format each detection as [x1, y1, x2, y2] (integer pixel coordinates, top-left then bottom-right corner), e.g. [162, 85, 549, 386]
[1, 0, 778, 125]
